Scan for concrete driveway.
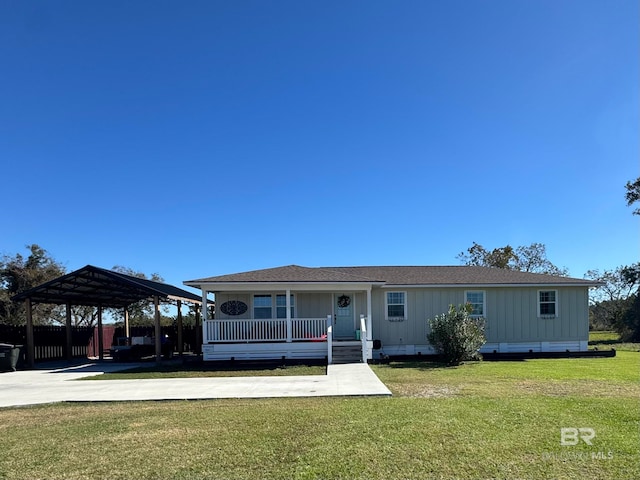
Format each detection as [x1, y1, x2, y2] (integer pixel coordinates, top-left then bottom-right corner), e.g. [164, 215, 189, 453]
[0, 361, 391, 407]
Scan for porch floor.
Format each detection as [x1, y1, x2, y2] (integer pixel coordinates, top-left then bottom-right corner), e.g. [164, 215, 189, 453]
[0, 362, 391, 407]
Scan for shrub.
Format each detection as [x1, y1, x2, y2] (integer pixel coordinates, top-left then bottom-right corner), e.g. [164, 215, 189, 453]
[427, 304, 486, 366]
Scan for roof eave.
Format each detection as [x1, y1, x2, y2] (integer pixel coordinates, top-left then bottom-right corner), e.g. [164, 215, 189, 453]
[381, 282, 601, 288]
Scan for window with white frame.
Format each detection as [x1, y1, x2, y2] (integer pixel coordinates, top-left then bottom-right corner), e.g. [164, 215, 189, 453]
[538, 290, 557, 317]
[253, 294, 295, 319]
[465, 291, 485, 317]
[253, 295, 273, 319]
[386, 291, 406, 321]
[276, 294, 295, 319]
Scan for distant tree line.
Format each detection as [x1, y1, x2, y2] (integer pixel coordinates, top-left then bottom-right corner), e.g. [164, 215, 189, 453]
[0, 244, 189, 328]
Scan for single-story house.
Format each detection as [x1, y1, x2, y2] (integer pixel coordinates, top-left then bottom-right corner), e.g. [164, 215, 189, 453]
[184, 265, 599, 363]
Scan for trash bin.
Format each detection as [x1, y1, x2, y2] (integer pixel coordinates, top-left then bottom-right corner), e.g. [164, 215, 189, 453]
[0, 343, 20, 372]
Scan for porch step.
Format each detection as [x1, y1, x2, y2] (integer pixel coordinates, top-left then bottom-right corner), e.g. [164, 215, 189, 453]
[332, 345, 362, 364]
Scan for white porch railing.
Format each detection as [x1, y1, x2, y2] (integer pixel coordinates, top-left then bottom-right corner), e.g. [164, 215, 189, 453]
[205, 318, 328, 343]
[360, 315, 368, 363]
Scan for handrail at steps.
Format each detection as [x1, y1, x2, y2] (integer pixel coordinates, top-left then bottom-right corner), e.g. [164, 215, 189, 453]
[327, 316, 333, 365]
[360, 315, 367, 363]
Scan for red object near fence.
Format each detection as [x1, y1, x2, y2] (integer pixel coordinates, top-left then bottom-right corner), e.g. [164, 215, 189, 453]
[88, 326, 116, 357]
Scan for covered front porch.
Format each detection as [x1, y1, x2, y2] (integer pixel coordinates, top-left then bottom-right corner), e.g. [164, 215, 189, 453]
[198, 287, 375, 363]
[184, 265, 383, 363]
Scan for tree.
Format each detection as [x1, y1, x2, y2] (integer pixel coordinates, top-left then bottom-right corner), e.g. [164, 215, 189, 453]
[0, 245, 66, 325]
[457, 242, 569, 276]
[110, 265, 167, 326]
[625, 177, 640, 215]
[427, 304, 486, 366]
[586, 263, 640, 340]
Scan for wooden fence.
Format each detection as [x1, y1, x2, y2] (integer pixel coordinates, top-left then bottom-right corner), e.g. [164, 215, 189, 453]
[0, 324, 200, 363]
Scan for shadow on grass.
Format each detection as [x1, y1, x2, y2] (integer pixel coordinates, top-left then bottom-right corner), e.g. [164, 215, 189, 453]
[379, 359, 489, 371]
[105, 358, 327, 376]
[588, 339, 621, 345]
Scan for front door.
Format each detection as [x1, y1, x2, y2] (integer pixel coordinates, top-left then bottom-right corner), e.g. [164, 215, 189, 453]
[333, 293, 355, 339]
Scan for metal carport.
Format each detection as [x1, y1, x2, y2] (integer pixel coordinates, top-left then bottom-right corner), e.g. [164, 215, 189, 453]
[11, 265, 206, 368]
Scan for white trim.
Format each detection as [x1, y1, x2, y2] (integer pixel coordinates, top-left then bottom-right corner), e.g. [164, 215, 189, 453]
[385, 291, 407, 322]
[382, 283, 595, 288]
[537, 289, 558, 318]
[464, 290, 486, 317]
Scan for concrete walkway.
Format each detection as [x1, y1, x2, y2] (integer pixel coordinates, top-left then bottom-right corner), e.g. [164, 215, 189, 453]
[0, 362, 391, 407]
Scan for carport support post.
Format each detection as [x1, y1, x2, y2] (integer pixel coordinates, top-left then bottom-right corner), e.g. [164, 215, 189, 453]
[97, 305, 104, 360]
[154, 295, 162, 363]
[176, 300, 183, 357]
[25, 299, 35, 369]
[195, 305, 201, 355]
[124, 307, 130, 339]
[65, 302, 73, 360]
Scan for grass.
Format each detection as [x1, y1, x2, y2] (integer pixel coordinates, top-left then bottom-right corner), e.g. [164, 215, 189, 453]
[82, 361, 326, 380]
[589, 330, 640, 352]
[0, 335, 638, 479]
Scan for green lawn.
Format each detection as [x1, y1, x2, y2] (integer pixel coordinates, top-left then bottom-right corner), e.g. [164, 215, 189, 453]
[589, 330, 640, 352]
[1, 349, 638, 479]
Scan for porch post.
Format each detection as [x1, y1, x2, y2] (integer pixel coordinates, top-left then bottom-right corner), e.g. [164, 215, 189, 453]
[176, 300, 183, 357]
[65, 302, 73, 360]
[327, 315, 333, 365]
[286, 288, 292, 342]
[97, 305, 104, 360]
[25, 299, 35, 369]
[366, 287, 373, 341]
[201, 291, 208, 321]
[154, 295, 162, 363]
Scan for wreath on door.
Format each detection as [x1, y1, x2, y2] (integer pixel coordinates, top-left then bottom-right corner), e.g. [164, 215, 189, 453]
[337, 295, 351, 308]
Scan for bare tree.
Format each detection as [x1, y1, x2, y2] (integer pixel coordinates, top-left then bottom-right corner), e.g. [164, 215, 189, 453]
[457, 242, 568, 276]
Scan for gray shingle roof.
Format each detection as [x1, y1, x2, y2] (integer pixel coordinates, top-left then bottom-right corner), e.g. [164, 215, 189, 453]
[186, 265, 598, 287]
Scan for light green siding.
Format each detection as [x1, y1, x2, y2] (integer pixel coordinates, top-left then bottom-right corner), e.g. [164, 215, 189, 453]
[370, 286, 590, 347]
[296, 293, 332, 318]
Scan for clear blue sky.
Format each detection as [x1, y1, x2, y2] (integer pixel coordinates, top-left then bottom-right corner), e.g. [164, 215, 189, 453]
[1, 0, 638, 290]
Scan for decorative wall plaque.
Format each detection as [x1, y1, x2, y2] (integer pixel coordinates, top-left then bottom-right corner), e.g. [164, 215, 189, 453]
[220, 300, 248, 316]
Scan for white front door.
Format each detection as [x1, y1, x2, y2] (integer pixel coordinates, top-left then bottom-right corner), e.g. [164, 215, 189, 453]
[333, 293, 355, 339]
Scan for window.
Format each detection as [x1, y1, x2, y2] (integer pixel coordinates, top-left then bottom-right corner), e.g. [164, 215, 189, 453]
[538, 290, 557, 317]
[386, 291, 406, 321]
[253, 295, 272, 319]
[253, 294, 295, 319]
[276, 294, 295, 319]
[465, 291, 485, 317]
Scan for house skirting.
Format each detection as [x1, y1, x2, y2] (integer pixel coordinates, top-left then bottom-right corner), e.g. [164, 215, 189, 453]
[203, 342, 327, 361]
[375, 340, 588, 358]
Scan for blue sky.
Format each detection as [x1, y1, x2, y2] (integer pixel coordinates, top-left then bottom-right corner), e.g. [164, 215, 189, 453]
[1, 0, 638, 290]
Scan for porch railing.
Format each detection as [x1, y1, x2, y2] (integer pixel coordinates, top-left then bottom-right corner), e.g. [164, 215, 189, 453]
[360, 315, 368, 363]
[204, 318, 328, 343]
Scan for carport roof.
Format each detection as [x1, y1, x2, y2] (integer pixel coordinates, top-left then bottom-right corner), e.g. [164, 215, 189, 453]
[12, 265, 203, 308]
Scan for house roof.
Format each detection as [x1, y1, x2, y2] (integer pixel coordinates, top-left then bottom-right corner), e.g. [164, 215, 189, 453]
[185, 265, 599, 288]
[12, 265, 204, 308]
